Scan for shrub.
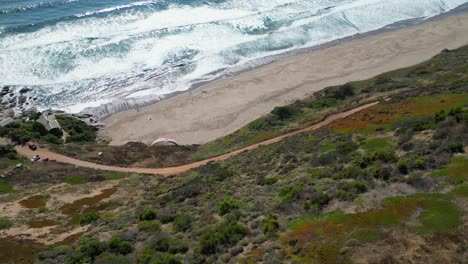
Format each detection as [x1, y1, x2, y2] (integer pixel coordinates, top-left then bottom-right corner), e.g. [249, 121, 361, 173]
[370, 149, 397, 163]
[272, 106, 294, 120]
[195, 162, 234, 182]
[150, 237, 188, 254]
[447, 142, 464, 153]
[329, 83, 354, 99]
[342, 181, 368, 194]
[80, 211, 100, 225]
[41, 134, 62, 144]
[309, 192, 331, 208]
[278, 186, 298, 202]
[139, 209, 157, 221]
[307, 97, 339, 108]
[0, 217, 12, 230]
[64, 175, 88, 185]
[138, 220, 161, 232]
[150, 253, 182, 264]
[336, 141, 359, 155]
[76, 237, 106, 260]
[0, 145, 17, 159]
[173, 213, 193, 232]
[56, 115, 96, 143]
[396, 159, 408, 174]
[260, 213, 280, 236]
[248, 118, 269, 131]
[217, 196, 241, 215]
[200, 218, 247, 255]
[95, 254, 131, 264]
[108, 235, 132, 255]
[200, 232, 219, 255]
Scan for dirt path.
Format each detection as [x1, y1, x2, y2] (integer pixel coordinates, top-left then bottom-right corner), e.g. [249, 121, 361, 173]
[16, 101, 379, 176]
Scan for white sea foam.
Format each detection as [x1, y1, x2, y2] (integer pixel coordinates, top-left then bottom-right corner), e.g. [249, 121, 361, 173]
[0, 0, 467, 113]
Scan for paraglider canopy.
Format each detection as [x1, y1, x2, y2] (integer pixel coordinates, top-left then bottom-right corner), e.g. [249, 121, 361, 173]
[151, 137, 179, 146]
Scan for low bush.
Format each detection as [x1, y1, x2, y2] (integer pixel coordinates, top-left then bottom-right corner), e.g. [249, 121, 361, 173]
[260, 213, 280, 237]
[173, 213, 193, 232]
[0, 145, 17, 159]
[138, 220, 161, 232]
[0, 217, 12, 229]
[217, 197, 241, 215]
[108, 235, 132, 255]
[56, 115, 96, 143]
[200, 217, 248, 255]
[76, 237, 107, 261]
[150, 237, 188, 254]
[95, 254, 131, 264]
[80, 211, 100, 225]
[139, 209, 157, 221]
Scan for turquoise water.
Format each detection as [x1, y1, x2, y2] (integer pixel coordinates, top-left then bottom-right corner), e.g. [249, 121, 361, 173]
[0, 0, 467, 113]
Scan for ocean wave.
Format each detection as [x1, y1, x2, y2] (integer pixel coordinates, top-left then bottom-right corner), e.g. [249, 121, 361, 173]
[0, 0, 467, 113]
[0, 0, 81, 14]
[74, 0, 161, 18]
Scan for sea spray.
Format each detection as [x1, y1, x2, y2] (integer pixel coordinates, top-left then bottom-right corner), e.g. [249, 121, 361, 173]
[0, 0, 467, 115]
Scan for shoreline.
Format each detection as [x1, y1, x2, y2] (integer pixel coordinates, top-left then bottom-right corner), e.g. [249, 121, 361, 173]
[100, 11, 468, 146]
[87, 3, 468, 121]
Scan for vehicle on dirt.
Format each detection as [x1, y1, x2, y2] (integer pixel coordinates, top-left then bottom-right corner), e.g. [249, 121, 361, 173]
[31, 155, 40, 162]
[27, 142, 37, 150]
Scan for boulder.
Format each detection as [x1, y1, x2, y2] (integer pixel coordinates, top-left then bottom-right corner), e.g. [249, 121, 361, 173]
[18, 95, 27, 104]
[19, 87, 31, 94]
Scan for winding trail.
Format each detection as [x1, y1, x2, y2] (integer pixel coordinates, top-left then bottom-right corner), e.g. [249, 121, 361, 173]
[16, 101, 379, 176]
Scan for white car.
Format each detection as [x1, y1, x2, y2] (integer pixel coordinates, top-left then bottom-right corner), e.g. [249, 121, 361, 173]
[31, 155, 40, 162]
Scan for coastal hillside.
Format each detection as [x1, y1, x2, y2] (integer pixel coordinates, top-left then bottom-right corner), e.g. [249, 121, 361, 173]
[0, 46, 467, 263]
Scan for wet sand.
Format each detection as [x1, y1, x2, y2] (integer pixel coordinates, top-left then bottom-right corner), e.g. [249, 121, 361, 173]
[100, 12, 468, 145]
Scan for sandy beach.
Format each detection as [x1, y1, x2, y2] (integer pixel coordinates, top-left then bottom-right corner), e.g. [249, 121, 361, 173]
[100, 12, 468, 146]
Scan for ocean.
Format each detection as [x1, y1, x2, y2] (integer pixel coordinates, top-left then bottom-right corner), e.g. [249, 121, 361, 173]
[1, 0, 467, 115]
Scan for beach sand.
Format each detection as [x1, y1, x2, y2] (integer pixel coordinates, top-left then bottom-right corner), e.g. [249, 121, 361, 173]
[100, 12, 468, 145]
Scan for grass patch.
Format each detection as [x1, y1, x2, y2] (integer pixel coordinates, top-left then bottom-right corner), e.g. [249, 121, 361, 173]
[450, 184, 468, 197]
[64, 176, 88, 185]
[320, 140, 337, 153]
[104, 172, 123, 180]
[0, 217, 12, 230]
[352, 229, 381, 243]
[361, 137, 392, 152]
[307, 167, 322, 178]
[282, 192, 463, 263]
[328, 94, 468, 133]
[0, 182, 14, 193]
[432, 156, 468, 184]
[413, 200, 462, 235]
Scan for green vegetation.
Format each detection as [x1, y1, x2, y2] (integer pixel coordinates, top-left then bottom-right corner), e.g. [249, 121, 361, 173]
[0, 119, 62, 144]
[352, 229, 381, 242]
[108, 235, 132, 255]
[361, 137, 392, 152]
[95, 255, 130, 264]
[138, 220, 161, 232]
[433, 157, 468, 184]
[173, 213, 193, 232]
[79, 211, 101, 225]
[0, 182, 14, 193]
[217, 196, 241, 215]
[414, 200, 462, 234]
[4, 45, 468, 264]
[139, 209, 157, 221]
[260, 213, 280, 237]
[0, 217, 12, 230]
[200, 217, 247, 255]
[64, 175, 88, 185]
[0, 145, 17, 159]
[104, 172, 124, 180]
[56, 115, 96, 143]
